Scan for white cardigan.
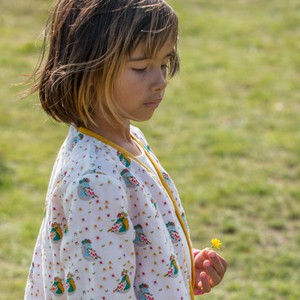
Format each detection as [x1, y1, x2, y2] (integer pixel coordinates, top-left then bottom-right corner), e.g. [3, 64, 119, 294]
[25, 126, 195, 299]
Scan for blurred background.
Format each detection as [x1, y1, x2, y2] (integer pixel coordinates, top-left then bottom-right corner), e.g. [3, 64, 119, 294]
[1, 0, 300, 299]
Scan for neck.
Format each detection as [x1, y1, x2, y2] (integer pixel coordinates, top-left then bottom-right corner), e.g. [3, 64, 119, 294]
[86, 119, 141, 156]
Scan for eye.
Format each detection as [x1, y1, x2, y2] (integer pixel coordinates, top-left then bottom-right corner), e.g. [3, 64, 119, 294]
[132, 67, 147, 73]
[161, 64, 168, 71]
[161, 63, 169, 76]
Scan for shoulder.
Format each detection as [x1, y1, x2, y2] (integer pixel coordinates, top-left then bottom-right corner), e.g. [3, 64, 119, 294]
[130, 125, 150, 147]
[52, 126, 125, 192]
[130, 125, 144, 139]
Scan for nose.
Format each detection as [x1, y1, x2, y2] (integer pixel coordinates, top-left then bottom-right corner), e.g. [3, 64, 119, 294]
[153, 69, 168, 92]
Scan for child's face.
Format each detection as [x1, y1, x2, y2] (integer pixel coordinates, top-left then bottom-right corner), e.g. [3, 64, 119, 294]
[113, 38, 174, 122]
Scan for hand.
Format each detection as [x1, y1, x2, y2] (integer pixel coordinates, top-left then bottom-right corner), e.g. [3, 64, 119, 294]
[193, 248, 227, 294]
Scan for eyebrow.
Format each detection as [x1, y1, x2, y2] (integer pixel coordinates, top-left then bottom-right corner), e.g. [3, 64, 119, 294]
[128, 52, 174, 62]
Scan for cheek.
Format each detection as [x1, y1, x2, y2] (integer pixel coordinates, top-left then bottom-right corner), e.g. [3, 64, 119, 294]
[118, 78, 142, 97]
[113, 70, 147, 103]
[113, 83, 133, 108]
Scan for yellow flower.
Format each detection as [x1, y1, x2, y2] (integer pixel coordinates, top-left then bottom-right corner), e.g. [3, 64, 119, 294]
[211, 238, 222, 250]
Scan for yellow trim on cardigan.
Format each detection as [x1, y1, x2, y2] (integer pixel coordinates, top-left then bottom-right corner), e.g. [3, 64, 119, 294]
[77, 127, 157, 176]
[131, 136, 196, 299]
[77, 126, 195, 299]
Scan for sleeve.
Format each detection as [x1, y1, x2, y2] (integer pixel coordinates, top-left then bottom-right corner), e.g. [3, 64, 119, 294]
[60, 173, 137, 299]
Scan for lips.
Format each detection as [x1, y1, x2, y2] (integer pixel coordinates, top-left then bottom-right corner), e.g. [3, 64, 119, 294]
[144, 98, 162, 108]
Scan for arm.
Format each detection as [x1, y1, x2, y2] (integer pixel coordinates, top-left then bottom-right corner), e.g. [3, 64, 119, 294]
[61, 174, 137, 299]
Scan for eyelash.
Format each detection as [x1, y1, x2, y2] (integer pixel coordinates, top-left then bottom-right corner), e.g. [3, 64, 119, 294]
[133, 64, 168, 73]
[133, 67, 147, 72]
[161, 64, 168, 70]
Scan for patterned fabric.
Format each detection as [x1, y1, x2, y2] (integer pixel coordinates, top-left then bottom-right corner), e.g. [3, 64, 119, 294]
[25, 126, 193, 299]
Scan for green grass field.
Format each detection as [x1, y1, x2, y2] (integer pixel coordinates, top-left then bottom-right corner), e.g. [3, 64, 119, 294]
[1, 0, 300, 299]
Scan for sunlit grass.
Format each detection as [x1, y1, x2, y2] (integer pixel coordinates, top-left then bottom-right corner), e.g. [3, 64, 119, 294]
[1, 0, 300, 299]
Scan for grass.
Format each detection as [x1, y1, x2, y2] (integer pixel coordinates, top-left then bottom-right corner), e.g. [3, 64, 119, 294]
[1, 0, 300, 299]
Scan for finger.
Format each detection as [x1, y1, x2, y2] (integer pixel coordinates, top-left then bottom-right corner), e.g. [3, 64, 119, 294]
[194, 267, 202, 286]
[208, 250, 227, 276]
[194, 248, 210, 268]
[204, 260, 222, 287]
[193, 271, 205, 295]
[197, 271, 211, 293]
[212, 251, 227, 271]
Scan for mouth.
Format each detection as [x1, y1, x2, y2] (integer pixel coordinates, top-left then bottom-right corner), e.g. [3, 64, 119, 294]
[144, 98, 162, 109]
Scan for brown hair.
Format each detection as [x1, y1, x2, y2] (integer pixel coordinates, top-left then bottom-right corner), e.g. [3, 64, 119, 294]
[31, 0, 180, 127]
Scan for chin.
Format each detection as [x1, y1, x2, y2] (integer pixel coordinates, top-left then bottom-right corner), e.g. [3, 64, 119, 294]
[134, 115, 155, 123]
[131, 112, 156, 123]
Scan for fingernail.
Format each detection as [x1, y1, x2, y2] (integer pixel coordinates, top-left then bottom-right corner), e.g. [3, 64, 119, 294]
[210, 251, 216, 258]
[204, 261, 210, 268]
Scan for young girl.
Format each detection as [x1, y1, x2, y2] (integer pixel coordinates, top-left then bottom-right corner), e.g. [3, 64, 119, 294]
[25, 0, 226, 299]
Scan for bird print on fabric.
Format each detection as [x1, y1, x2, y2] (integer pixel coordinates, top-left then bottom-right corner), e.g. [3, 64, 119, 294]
[28, 262, 34, 285]
[64, 224, 68, 235]
[165, 221, 181, 243]
[164, 255, 179, 278]
[56, 171, 67, 188]
[81, 239, 101, 261]
[117, 151, 131, 167]
[143, 144, 152, 154]
[77, 177, 98, 200]
[150, 198, 159, 217]
[50, 222, 63, 243]
[69, 133, 84, 151]
[181, 212, 189, 231]
[108, 212, 130, 234]
[50, 276, 64, 296]
[120, 168, 140, 188]
[162, 171, 171, 183]
[113, 270, 131, 293]
[66, 272, 76, 295]
[134, 224, 151, 246]
[139, 283, 155, 300]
